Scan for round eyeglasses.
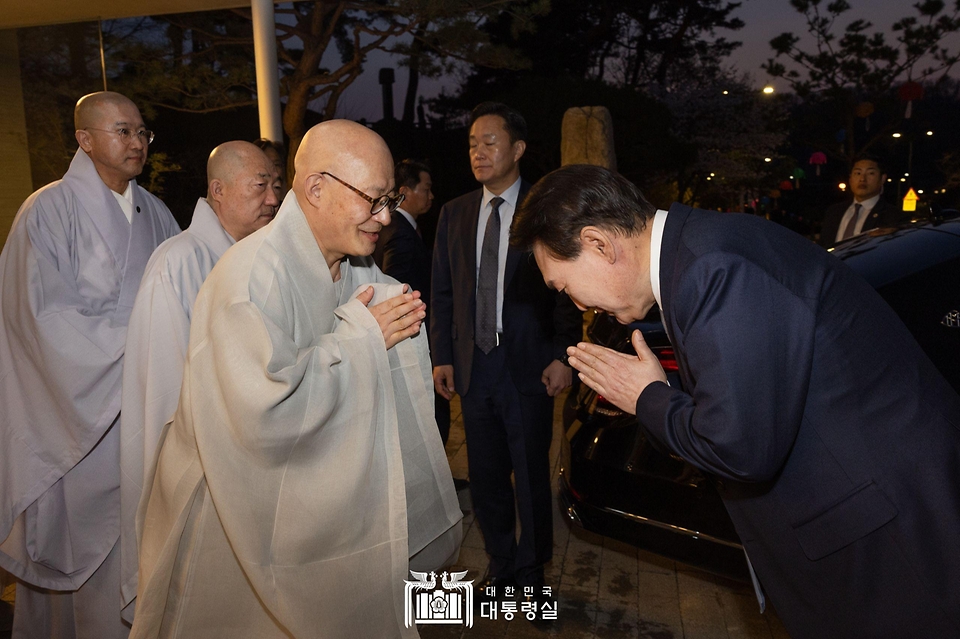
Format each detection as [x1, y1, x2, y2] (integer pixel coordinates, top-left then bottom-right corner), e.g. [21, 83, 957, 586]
[84, 127, 155, 145]
[321, 171, 404, 216]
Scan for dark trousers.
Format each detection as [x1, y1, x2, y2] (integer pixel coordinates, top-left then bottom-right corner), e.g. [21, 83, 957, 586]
[436, 393, 451, 445]
[460, 344, 554, 585]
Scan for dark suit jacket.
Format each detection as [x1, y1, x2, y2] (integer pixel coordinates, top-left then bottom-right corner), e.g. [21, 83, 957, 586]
[430, 183, 582, 396]
[373, 211, 431, 306]
[818, 196, 909, 248]
[637, 204, 960, 637]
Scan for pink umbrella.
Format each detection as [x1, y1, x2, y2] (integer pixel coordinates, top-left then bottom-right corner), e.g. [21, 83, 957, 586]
[809, 152, 827, 176]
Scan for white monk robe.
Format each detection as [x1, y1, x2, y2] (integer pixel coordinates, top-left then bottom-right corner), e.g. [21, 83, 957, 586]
[119, 198, 235, 622]
[132, 190, 462, 639]
[0, 149, 179, 637]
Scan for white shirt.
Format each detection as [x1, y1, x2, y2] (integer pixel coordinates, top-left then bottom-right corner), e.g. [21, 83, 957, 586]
[111, 181, 134, 224]
[394, 207, 417, 230]
[834, 193, 881, 242]
[650, 209, 669, 309]
[475, 177, 522, 332]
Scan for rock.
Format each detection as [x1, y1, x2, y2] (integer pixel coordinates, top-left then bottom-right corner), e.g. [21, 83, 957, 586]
[560, 107, 617, 170]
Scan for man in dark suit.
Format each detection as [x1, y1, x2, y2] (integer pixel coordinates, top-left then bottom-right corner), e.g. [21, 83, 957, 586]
[431, 103, 582, 591]
[512, 164, 960, 638]
[819, 155, 910, 248]
[373, 159, 452, 443]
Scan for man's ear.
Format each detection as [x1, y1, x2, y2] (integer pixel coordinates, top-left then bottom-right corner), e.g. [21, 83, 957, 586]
[512, 139, 527, 163]
[303, 173, 324, 209]
[580, 226, 617, 264]
[75, 130, 93, 153]
[208, 178, 224, 203]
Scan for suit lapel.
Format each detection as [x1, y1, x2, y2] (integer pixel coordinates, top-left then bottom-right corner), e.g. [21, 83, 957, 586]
[660, 204, 696, 347]
[660, 204, 699, 389]
[394, 213, 419, 245]
[503, 181, 531, 290]
[463, 190, 483, 297]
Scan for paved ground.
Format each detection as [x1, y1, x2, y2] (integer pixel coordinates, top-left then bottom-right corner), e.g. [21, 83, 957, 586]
[422, 395, 791, 639]
[0, 394, 791, 639]
[1, 580, 12, 639]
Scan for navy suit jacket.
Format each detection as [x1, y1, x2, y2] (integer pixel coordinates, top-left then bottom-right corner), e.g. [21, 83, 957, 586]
[430, 183, 582, 396]
[373, 211, 431, 307]
[637, 204, 960, 637]
[818, 196, 909, 248]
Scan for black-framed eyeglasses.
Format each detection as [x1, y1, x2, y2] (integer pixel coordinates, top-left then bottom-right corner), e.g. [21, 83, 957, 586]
[84, 127, 155, 145]
[320, 171, 404, 216]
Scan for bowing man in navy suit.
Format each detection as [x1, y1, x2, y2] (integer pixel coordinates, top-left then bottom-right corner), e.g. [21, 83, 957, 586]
[512, 164, 960, 638]
[373, 160, 451, 442]
[430, 103, 583, 591]
[818, 155, 910, 248]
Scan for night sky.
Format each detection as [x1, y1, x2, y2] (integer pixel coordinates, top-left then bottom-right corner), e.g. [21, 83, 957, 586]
[333, 0, 956, 121]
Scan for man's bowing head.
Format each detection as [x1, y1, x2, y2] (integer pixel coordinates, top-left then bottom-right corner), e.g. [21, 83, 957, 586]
[74, 91, 151, 194]
[294, 120, 404, 271]
[511, 164, 659, 325]
[206, 141, 281, 241]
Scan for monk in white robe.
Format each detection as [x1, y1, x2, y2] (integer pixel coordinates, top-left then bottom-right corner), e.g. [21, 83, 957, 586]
[0, 92, 179, 638]
[132, 120, 462, 639]
[119, 141, 280, 622]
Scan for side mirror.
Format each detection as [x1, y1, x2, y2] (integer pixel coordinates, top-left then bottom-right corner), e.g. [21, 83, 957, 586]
[930, 205, 960, 224]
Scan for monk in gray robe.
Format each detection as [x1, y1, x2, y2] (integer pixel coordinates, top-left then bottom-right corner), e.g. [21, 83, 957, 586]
[119, 141, 280, 622]
[132, 120, 462, 639]
[0, 92, 179, 638]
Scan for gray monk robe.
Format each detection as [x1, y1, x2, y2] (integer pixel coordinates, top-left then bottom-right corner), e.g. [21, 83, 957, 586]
[119, 198, 235, 622]
[132, 191, 462, 639]
[0, 149, 178, 636]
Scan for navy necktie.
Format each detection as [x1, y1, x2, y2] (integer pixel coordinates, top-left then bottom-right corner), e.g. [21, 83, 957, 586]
[476, 197, 504, 354]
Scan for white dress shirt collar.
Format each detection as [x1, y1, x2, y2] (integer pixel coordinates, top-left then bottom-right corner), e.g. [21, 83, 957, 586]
[395, 207, 417, 230]
[482, 177, 522, 211]
[854, 193, 881, 213]
[650, 209, 669, 309]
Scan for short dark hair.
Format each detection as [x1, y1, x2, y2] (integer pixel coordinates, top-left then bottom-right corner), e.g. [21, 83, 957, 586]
[469, 102, 527, 144]
[511, 164, 657, 259]
[253, 137, 285, 157]
[395, 159, 431, 191]
[851, 153, 887, 176]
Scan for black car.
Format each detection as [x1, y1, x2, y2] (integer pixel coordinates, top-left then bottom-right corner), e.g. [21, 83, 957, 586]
[558, 215, 960, 582]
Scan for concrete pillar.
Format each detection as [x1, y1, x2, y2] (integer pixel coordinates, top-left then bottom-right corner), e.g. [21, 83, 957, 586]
[251, 0, 282, 142]
[0, 29, 33, 249]
[560, 106, 617, 171]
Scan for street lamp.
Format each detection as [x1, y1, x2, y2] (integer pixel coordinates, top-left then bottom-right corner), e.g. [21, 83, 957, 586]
[763, 85, 775, 95]
[892, 133, 902, 138]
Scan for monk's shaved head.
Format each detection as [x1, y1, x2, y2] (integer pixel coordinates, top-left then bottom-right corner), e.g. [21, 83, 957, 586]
[294, 120, 393, 195]
[207, 141, 271, 191]
[73, 91, 148, 193]
[293, 120, 396, 272]
[74, 91, 140, 130]
[206, 140, 279, 242]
